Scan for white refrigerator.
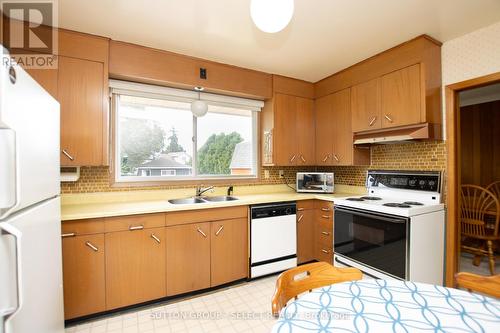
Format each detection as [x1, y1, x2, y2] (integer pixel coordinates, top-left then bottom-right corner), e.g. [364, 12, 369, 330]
[0, 47, 64, 333]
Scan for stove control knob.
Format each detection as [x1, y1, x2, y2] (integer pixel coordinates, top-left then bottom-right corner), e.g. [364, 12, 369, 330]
[419, 180, 426, 186]
[409, 179, 417, 186]
[428, 180, 436, 187]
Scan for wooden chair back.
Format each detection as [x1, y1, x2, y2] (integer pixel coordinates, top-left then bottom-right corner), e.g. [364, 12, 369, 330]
[455, 272, 500, 298]
[271, 262, 362, 317]
[486, 181, 500, 202]
[460, 185, 500, 237]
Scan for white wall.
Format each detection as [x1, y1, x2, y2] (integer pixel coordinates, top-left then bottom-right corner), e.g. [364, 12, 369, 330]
[441, 21, 500, 137]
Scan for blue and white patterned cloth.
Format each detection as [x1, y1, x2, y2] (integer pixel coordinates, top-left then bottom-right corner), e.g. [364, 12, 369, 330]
[271, 279, 500, 333]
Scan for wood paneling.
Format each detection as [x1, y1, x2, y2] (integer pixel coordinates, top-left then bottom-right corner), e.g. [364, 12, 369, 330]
[166, 206, 247, 226]
[105, 227, 166, 309]
[380, 64, 424, 128]
[58, 29, 109, 63]
[104, 213, 165, 233]
[109, 41, 272, 99]
[62, 234, 105, 319]
[351, 77, 381, 132]
[166, 223, 211, 296]
[297, 200, 315, 211]
[210, 218, 248, 286]
[62, 219, 104, 235]
[460, 100, 500, 186]
[58, 56, 105, 166]
[273, 75, 314, 99]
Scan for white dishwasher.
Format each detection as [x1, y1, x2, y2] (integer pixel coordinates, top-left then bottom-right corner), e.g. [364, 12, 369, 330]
[250, 202, 297, 278]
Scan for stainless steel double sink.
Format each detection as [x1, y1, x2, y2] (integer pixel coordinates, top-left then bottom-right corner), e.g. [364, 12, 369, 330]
[168, 196, 239, 205]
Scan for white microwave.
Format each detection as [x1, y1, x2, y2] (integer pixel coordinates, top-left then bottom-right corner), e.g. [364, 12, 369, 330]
[296, 172, 334, 193]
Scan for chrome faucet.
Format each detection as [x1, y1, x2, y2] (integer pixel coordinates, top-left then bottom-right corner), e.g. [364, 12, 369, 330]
[196, 185, 214, 197]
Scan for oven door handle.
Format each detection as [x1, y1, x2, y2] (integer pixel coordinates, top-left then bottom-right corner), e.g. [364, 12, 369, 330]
[334, 207, 408, 224]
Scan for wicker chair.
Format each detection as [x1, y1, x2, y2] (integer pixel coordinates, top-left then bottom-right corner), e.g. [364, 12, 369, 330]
[486, 181, 500, 201]
[460, 185, 500, 275]
[271, 262, 362, 317]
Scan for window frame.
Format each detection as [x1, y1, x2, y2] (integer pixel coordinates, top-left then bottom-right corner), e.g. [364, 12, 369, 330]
[112, 90, 260, 184]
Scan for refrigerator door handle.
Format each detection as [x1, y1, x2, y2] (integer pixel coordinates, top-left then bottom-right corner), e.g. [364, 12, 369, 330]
[0, 128, 17, 218]
[0, 222, 23, 326]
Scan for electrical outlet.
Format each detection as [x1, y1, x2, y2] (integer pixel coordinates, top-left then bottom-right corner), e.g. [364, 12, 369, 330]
[264, 170, 270, 179]
[279, 170, 284, 178]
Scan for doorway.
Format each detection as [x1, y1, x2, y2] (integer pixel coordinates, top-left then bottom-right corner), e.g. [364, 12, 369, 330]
[445, 73, 500, 286]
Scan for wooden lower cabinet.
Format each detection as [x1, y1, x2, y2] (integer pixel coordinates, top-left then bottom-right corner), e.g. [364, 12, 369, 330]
[166, 223, 211, 296]
[314, 201, 334, 263]
[62, 234, 105, 320]
[105, 227, 166, 310]
[211, 218, 248, 286]
[297, 208, 315, 264]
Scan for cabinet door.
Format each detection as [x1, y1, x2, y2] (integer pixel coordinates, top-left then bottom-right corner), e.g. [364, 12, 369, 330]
[331, 89, 353, 166]
[166, 223, 211, 296]
[58, 56, 104, 166]
[25, 68, 58, 99]
[296, 97, 315, 165]
[381, 64, 423, 128]
[210, 218, 248, 286]
[351, 77, 381, 132]
[274, 93, 297, 165]
[297, 209, 314, 264]
[62, 234, 105, 319]
[105, 227, 166, 310]
[314, 95, 334, 166]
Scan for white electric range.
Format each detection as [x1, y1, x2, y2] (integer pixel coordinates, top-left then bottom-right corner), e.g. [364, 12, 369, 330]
[333, 170, 445, 285]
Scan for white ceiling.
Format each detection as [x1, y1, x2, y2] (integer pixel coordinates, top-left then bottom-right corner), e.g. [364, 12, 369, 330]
[58, 0, 500, 82]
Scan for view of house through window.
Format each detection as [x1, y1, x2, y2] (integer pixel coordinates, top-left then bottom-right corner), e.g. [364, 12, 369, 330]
[115, 91, 258, 181]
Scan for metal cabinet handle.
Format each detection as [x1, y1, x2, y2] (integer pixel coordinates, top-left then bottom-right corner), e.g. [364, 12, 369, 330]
[297, 214, 304, 222]
[215, 225, 224, 236]
[384, 114, 393, 123]
[321, 249, 330, 254]
[290, 154, 296, 163]
[369, 116, 377, 126]
[61, 232, 76, 238]
[300, 155, 306, 163]
[129, 225, 144, 231]
[151, 234, 161, 244]
[297, 207, 304, 211]
[321, 215, 330, 219]
[322, 154, 329, 162]
[321, 208, 330, 212]
[85, 241, 98, 252]
[333, 154, 340, 162]
[197, 228, 207, 238]
[62, 149, 74, 161]
[321, 231, 330, 236]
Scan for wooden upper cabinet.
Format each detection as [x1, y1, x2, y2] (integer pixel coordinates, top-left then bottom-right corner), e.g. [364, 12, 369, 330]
[105, 227, 166, 310]
[315, 94, 334, 166]
[381, 64, 424, 128]
[210, 218, 248, 286]
[296, 97, 315, 165]
[351, 77, 381, 132]
[62, 234, 105, 320]
[58, 56, 105, 166]
[274, 93, 298, 165]
[166, 222, 211, 296]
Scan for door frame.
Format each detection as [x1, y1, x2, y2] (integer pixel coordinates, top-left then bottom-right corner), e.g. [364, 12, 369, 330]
[445, 72, 500, 287]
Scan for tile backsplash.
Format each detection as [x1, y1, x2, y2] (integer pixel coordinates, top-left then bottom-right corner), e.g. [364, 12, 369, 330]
[61, 141, 446, 194]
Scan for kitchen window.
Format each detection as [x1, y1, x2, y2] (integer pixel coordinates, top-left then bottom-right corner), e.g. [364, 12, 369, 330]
[111, 80, 262, 182]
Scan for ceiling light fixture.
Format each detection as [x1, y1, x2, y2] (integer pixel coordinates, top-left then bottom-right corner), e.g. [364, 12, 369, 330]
[250, 0, 294, 33]
[191, 86, 208, 117]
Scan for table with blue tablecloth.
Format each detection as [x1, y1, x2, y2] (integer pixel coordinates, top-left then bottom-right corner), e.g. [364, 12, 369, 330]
[272, 279, 500, 333]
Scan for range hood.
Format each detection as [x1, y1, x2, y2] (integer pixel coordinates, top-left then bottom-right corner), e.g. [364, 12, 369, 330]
[353, 123, 439, 145]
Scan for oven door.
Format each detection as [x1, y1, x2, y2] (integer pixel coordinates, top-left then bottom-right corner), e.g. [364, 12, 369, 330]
[334, 206, 409, 279]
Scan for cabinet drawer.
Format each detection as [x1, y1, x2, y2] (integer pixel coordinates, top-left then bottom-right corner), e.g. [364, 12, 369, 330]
[62, 218, 104, 236]
[315, 246, 333, 263]
[166, 206, 248, 226]
[317, 229, 333, 248]
[104, 214, 165, 233]
[297, 200, 314, 211]
[314, 200, 333, 212]
[316, 217, 333, 233]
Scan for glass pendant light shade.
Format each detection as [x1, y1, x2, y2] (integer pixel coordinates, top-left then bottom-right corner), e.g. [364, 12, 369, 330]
[250, 0, 294, 33]
[191, 99, 208, 117]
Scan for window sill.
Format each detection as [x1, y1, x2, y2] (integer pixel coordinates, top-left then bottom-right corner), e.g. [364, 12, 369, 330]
[111, 176, 261, 188]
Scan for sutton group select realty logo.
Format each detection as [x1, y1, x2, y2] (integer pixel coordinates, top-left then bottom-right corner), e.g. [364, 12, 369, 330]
[1, 0, 58, 68]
